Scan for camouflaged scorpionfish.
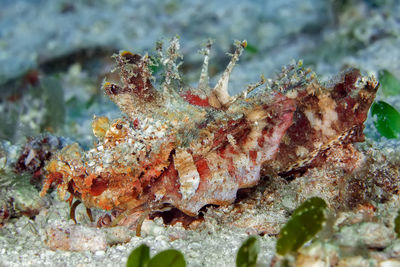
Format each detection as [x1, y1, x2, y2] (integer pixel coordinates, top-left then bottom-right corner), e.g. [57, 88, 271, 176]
[40, 38, 378, 226]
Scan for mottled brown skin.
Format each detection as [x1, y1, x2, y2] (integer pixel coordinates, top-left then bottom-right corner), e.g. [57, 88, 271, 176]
[272, 69, 378, 177]
[40, 41, 378, 228]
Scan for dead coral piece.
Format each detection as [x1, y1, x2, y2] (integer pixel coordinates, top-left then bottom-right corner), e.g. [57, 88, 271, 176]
[44, 224, 133, 251]
[41, 38, 377, 229]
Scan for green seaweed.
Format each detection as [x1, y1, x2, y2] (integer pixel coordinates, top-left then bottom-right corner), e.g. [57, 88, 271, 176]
[149, 56, 163, 75]
[244, 43, 258, 54]
[276, 197, 328, 256]
[379, 70, 400, 97]
[148, 249, 186, 267]
[371, 101, 400, 139]
[126, 245, 186, 267]
[126, 244, 150, 267]
[395, 210, 400, 239]
[236, 236, 260, 267]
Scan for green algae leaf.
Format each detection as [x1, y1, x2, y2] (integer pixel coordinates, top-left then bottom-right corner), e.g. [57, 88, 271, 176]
[276, 197, 328, 256]
[395, 210, 400, 239]
[379, 70, 400, 96]
[85, 95, 97, 109]
[244, 43, 258, 54]
[236, 236, 260, 267]
[148, 249, 186, 267]
[371, 101, 400, 139]
[149, 56, 162, 74]
[126, 244, 150, 267]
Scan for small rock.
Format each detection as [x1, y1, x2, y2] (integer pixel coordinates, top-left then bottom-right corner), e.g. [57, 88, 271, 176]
[296, 242, 339, 267]
[155, 235, 170, 249]
[45, 250, 56, 256]
[103, 226, 133, 245]
[337, 222, 395, 249]
[379, 259, 400, 267]
[338, 256, 375, 267]
[95, 250, 105, 257]
[141, 220, 165, 236]
[116, 245, 125, 251]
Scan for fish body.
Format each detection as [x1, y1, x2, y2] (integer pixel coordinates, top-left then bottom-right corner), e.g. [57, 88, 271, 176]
[40, 39, 378, 220]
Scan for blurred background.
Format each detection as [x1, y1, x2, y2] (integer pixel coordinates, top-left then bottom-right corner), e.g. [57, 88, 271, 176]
[1, 0, 399, 147]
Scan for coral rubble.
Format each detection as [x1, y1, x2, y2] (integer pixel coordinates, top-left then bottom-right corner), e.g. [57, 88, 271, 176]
[40, 38, 378, 229]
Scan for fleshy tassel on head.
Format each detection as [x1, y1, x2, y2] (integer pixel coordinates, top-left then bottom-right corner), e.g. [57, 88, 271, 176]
[209, 40, 247, 109]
